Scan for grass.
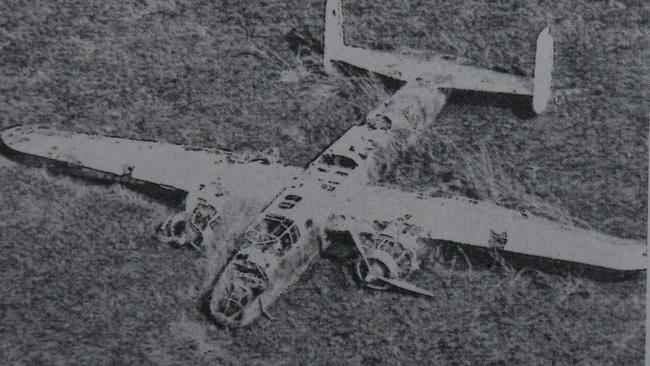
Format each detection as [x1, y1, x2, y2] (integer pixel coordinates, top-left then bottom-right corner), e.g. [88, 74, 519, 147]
[0, 0, 647, 365]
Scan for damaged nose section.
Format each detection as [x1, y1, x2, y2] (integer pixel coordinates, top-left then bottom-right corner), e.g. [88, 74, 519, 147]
[209, 247, 270, 327]
[210, 282, 251, 326]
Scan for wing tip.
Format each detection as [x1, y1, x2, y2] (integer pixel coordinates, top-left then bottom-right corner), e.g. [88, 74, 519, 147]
[1, 125, 56, 150]
[1, 125, 28, 149]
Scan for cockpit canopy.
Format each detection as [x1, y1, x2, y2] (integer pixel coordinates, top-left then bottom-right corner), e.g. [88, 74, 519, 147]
[245, 214, 300, 255]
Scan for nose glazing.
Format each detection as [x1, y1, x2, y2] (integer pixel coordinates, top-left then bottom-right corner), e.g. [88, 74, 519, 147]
[210, 248, 270, 326]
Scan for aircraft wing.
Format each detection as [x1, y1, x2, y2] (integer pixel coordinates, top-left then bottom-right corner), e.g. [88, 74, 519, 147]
[0, 126, 301, 199]
[334, 187, 646, 271]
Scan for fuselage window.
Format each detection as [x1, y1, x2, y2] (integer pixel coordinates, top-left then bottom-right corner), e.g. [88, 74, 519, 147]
[246, 214, 301, 255]
[278, 194, 303, 209]
[285, 195, 302, 202]
[289, 225, 300, 243]
[262, 216, 286, 237]
[280, 233, 293, 252]
[320, 154, 358, 170]
[278, 224, 301, 254]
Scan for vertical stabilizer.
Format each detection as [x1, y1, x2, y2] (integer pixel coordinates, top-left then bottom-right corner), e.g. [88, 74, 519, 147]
[533, 26, 553, 114]
[324, 0, 344, 74]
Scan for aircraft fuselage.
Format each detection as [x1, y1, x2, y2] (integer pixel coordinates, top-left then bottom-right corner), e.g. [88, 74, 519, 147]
[208, 80, 450, 326]
[209, 124, 387, 326]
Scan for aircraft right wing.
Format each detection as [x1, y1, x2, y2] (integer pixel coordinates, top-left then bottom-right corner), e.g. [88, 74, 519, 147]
[1, 126, 301, 201]
[334, 186, 646, 272]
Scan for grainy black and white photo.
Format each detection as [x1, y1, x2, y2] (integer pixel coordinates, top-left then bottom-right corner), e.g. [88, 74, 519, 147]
[0, 0, 647, 364]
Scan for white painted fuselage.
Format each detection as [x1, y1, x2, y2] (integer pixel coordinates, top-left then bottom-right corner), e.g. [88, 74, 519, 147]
[209, 124, 389, 326]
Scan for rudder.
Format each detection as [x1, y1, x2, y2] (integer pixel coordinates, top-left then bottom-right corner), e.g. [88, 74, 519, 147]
[324, 0, 345, 74]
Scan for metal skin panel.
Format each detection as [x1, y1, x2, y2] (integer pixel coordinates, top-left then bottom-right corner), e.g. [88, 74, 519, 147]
[209, 124, 392, 326]
[334, 46, 533, 96]
[3, 124, 642, 272]
[533, 27, 554, 114]
[324, 0, 553, 113]
[1, 126, 301, 206]
[331, 187, 646, 272]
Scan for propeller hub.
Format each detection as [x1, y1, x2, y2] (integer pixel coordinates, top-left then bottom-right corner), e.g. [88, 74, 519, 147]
[355, 249, 400, 290]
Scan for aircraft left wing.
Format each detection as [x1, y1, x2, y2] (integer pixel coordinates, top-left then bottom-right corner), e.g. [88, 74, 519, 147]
[0, 126, 301, 200]
[333, 186, 646, 272]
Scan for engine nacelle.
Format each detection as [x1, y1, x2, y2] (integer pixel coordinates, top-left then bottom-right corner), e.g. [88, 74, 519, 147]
[354, 249, 401, 290]
[349, 231, 419, 290]
[158, 182, 228, 249]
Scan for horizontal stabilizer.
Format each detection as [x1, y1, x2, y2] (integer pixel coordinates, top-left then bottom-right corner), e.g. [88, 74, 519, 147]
[323, 0, 553, 113]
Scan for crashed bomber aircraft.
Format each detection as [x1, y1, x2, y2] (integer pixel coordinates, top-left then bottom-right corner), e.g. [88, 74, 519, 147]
[0, 0, 646, 327]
